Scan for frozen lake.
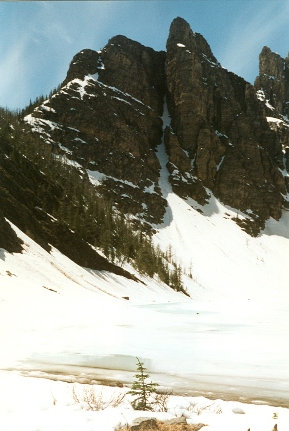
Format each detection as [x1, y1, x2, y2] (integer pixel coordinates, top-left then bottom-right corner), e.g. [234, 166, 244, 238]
[5, 300, 289, 408]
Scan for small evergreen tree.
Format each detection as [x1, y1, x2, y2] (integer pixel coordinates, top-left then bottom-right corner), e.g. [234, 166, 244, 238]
[129, 357, 159, 411]
[169, 263, 183, 292]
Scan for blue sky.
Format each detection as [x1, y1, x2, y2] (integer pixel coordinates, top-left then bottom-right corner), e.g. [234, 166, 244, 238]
[1, 0, 289, 110]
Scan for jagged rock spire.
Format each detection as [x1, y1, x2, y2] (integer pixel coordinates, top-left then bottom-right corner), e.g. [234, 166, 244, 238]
[165, 18, 287, 231]
[255, 46, 289, 115]
[167, 16, 218, 63]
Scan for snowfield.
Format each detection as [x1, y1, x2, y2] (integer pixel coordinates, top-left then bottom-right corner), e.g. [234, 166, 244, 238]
[1, 141, 289, 429]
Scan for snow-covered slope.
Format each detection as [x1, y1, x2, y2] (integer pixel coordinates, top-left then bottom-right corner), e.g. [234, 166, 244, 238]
[0, 220, 186, 370]
[1, 174, 289, 407]
[155, 140, 289, 309]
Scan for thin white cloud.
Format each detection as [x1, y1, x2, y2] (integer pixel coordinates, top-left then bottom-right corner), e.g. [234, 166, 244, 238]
[0, 1, 121, 109]
[219, 2, 289, 81]
[29, 3, 74, 45]
[0, 38, 29, 109]
[30, 1, 119, 51]
[33, 21, 73, 45]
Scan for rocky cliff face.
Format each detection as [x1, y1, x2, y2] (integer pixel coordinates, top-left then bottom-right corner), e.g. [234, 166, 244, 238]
[25, 36, 167, 228]
[254, 45, 289, 214]
[24, 17, 289, 235]
[165, 18, 288, 233]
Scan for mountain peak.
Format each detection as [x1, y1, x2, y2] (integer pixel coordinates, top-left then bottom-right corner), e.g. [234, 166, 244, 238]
[167, 16, 193, 47]
[167, 16, 217, 63]
[107, 34, 148, 50]
[64, 48, 101, 84]
[255, 45, 289, 116]
[259, 45, 284, 78]
[169, 16, 191, 33]
[23, 20, 289, 237]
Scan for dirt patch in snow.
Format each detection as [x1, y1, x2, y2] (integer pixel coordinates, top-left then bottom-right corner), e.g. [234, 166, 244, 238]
[118, 419, 205, 431]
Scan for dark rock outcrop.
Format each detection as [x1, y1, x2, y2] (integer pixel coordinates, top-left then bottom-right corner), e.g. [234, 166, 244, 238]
[64, 37, 166, 112]
[63, 49, 102, 84]
[0, 214, 23, 254]
[121, 418, 205, 431]
[131, 419, 158, 431]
